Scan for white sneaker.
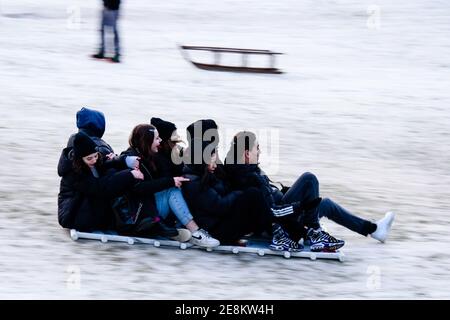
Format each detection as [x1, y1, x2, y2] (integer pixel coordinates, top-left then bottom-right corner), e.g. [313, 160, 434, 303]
[170, 228, 192, 242]
[370, 211, 395, 243]
[190, 229, 220, 248]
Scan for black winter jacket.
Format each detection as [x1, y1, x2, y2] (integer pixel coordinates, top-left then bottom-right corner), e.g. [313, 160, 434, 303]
[103, 0, 121, 10]
[158, 147, 185, 177]
[225, 164, 284, 206]
[57, 147, 136, 231]
[120, 148, 175, 215]
[182, 165, 243, 230]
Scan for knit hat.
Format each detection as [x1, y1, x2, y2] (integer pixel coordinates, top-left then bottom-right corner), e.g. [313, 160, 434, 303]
[150, 117, 183, 143]
[186, 119, 219, 145]
[73, 132, 98, 158]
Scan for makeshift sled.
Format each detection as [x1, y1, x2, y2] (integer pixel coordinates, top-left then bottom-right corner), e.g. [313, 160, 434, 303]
[179, 45, 284, 74]
[70, 229, 344, 262]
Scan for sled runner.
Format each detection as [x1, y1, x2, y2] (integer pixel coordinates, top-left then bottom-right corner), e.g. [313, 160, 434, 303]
[70, 229, 344, 262]
[179, 45, 284, 74]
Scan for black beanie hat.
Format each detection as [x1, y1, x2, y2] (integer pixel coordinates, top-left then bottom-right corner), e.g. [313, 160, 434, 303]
[150, 117, 177, 142]
[186, 119, 219, 145]
[73, 132, 98, 158]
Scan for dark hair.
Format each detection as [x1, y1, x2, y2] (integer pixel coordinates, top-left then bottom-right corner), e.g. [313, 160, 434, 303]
[159, 140, 173, 156]
[129, 124, 158, 170]
[225, 131, 257, 165]
[199, 148, 222, 190]
[72, 151, 103, 174]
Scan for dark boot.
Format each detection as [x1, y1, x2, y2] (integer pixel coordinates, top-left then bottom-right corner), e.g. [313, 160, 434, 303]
[154, 220, 178, 238]
[111, 53, 120, 63]
[92, 51, 105, 59]
[134, 217, 160, 237]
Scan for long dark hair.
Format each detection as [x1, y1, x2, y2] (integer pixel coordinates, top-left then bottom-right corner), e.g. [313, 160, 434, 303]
[199, 148, 219, 190]
[72, 152, 103, 174]
[185, 144, 224, 190]
[129, 124, 158, 171]
[225, 131, 257, 165]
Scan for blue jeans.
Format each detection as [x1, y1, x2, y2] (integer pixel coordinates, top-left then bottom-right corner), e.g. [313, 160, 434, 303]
[155, 188, 193, 227]
[100, 9, 120, 55]
[282, 172, 375, 236]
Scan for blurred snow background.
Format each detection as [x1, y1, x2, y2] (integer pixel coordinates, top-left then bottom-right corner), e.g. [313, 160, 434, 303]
[0, 0, 449, 299]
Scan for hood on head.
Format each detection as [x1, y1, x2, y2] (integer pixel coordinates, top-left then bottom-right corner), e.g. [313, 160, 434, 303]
[76, 107, 106, 138]
[186, 119, 219, 145]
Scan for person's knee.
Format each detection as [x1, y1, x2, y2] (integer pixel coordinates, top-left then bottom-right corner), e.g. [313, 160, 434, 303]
[300, 172, 318, 184]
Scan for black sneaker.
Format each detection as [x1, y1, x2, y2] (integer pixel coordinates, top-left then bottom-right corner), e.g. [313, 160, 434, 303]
[133, 217, 159, 237]
[92, 52, 105, 59]
[110, 54, 120, 63]
[269, 224, 303, 252]
[307, 228, 345, 252]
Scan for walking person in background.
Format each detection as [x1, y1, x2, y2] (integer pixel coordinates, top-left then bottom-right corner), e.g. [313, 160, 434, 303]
[92, 0, 121, 63]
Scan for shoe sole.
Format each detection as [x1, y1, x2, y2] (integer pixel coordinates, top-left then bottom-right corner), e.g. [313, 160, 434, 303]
[269, 244, 303, 252]
[310, 242, 345, 252]
[189, 241, 220, 248]
[170, 229, 192, 242]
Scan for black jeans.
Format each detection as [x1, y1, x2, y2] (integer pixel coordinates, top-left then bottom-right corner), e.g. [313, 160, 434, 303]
[209, 188, 272, 244]
[282, 172, 375, 236]
[210, 187, 305, 244]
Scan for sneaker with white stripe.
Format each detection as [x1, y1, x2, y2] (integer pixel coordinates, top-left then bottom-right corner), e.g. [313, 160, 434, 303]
[270, 224, 303, 252]
[307, 228, 345, 252]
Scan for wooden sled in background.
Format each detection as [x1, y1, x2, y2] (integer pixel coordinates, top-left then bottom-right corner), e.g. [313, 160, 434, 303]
[179, 45, 284, 74]
[70, 229, 345, 262]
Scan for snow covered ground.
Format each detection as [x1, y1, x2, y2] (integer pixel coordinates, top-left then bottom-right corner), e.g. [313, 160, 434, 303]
[0, 0, 449, 299]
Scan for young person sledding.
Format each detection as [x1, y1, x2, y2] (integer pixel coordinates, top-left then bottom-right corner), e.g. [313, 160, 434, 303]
[181, 121, 338, 252]
[224, 131, 395, 249]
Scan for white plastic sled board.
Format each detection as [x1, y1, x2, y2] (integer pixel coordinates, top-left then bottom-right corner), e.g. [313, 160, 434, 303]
[70, 229, 344, 262]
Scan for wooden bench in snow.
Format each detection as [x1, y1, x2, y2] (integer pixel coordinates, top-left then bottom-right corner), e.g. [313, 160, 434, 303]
[70, 229, 344, 262]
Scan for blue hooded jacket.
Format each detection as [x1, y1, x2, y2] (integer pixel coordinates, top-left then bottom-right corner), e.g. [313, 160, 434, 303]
[70, 107, 114, 155]
[76, 107, 106, 139]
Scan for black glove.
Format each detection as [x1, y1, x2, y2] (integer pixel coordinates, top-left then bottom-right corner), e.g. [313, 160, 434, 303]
[280, 183, 290, 194]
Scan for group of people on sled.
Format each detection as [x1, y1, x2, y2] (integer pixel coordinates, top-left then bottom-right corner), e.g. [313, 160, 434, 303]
[57, 107, 395, 252]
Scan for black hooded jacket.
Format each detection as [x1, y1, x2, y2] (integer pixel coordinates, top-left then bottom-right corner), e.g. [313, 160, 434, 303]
[57, 148, 136, 231]
[57, 108, 115, 176]
[120, 148, 175, 216]
[182, 165, 243, 230]
[225, 164, 284, 206]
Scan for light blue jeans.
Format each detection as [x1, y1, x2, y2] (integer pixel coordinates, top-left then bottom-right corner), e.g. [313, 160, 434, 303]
[155, 187, 193, 226]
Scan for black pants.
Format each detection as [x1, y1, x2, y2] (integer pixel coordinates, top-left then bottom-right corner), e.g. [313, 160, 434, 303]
[282, 172, 376, 236]
[210, 188, 306, 244]
[209, 188, 271, 244]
